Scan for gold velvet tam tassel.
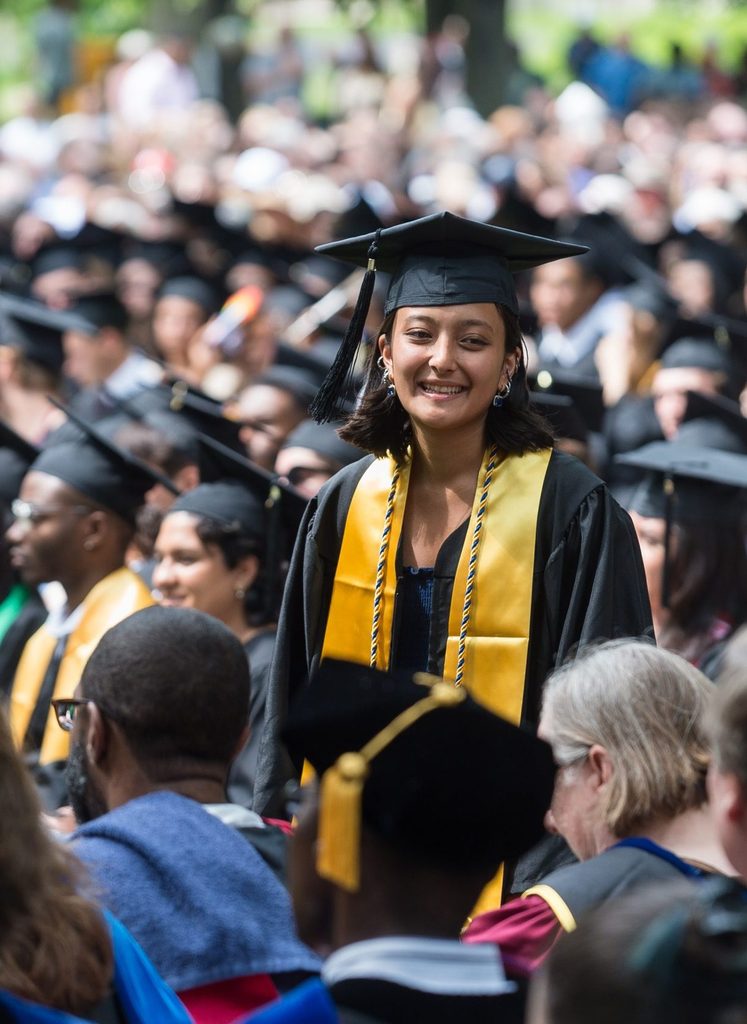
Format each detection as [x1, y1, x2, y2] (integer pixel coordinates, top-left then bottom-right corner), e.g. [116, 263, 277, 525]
[316, 675, 466, 892]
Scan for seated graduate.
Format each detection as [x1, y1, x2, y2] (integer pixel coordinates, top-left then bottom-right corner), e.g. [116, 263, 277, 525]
[239, 657, 556, 1024]
[528, 877, 747, 1024]
[0, 701, 190, 1024]
[464, 641, 735, 977]
[5, 403, 171, 808]
[0, 422, 46, 691]
[57, 605, 319, 1024]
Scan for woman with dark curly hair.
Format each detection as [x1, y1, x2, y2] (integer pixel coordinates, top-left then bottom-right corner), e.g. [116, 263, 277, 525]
[153, 468, 283, 808]
[257, 213, 653, 901]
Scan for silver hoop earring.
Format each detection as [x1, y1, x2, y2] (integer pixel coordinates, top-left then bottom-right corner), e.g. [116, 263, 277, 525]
[492, 376, 512, 408]
[380, 362, 396, 398]
[377, 355, 386, 370]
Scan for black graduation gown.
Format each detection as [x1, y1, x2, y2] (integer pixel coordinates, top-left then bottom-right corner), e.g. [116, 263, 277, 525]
[255, 449, 653, 868]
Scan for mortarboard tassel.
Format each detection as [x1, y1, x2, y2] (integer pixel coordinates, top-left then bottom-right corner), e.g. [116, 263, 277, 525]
[316, 677, 465, 892]
[310, 230, 381, 424]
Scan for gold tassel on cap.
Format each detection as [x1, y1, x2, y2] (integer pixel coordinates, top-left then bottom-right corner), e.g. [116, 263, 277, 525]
[316, 676, 466, 892]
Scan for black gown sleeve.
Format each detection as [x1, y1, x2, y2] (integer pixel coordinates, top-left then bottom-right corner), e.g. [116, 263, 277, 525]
[253, 457, 373, 816]
[523, 451, 654, 727]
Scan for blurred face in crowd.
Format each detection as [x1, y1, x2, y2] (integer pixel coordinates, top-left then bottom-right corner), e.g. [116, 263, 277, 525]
[629, 511, 667, 631]
[63, 328, 127, 387]
[274, 446, 341, 499]
[530, 259, 604, 332]
[116, 259, 163, 320]
[235, 384, 306, 469]
[31, 267, 88, 310]
[153, 295, 208, 364]
[651, 366, 724, 438]
[5, 472, 93, 587]
[667, 259, 716, 317]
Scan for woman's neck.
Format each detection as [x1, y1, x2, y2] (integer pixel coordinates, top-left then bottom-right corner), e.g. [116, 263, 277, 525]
[410, 421, 487, 488]
[638, 806, 738, 875]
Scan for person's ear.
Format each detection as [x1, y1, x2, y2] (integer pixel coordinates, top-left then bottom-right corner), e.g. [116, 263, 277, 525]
[80, 509, 107, 553]
[233, 552, 259, 596]
[503, 345, 521, 381]
[85, 703, 109, 766]
[708, 765, 747, 827]
[587, 743, 613, 792]
[378, 331, 392, 371]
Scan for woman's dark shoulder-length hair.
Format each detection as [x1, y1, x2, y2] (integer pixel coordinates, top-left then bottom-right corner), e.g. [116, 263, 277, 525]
[339, 304, 554, 460]
[193, 515, 275, 627]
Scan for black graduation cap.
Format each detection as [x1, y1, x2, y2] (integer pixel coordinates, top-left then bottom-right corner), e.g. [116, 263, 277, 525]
[169, 480, 265, 541]
[310, 211, 589, 421]
[281, 419, 363, 468]
[196, 433, 307, 531]
[126, 382, 245, 455]
[34, 399, 179, 524]
[253, 365, 320, 410]
[529, 391, 588, 444]
[195, 434, 308, 618]
[659, 337, 735, 376]
[30, 244, 85, 278]
[617, 441, 747, 606]
[0, 420, 39, 507]
[283, 659, 555, 891]
[157, 276, 223, 315]
[676, 391, 747, 454]
[62, 292, 129, 335]
[0, 292, 67, 374]
[531, 368, 606, 434]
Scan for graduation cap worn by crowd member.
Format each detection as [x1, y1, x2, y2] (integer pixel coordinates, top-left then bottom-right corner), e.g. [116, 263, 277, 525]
[530, 367, 606, 435]
[0, 292, 67, 375]
[309, 211, 589, 422]
[36, 398, 179, 525]
[616, 441, 747, 607]
[157, 276, 223, 316]
[676, 391, 747, 455]
[0, 420, 38, 510]
[528, 391, 588, 446]
[282, 659, 556, 893]
[195, 433, 308, 618]
[127, 380, 246, 456]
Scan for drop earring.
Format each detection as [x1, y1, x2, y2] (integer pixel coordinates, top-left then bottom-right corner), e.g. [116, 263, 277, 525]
[493, 376, 512, 408]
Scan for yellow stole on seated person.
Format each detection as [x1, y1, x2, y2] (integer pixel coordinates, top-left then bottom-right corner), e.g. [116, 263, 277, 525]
[10, 567, 154, 765]
[321, 445, 552, 912]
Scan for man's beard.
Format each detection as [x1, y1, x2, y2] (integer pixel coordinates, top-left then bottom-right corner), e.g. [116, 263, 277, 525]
[66, 737, 107, 825]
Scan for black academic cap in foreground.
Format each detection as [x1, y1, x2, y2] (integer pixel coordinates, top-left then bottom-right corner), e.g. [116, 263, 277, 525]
[310, 211, 588, 421]
[34, 399, 179, 524]
[283, 658, 555, 890]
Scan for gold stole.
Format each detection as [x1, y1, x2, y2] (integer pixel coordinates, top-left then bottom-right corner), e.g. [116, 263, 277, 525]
[322, 447, 552, 912]
[10, 568, 154, 764]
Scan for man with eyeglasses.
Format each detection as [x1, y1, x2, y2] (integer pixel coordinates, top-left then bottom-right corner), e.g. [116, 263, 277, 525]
[5, 405, 171, 807]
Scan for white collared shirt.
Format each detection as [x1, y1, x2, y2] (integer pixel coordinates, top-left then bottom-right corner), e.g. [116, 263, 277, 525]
[322, 936, 515, 996]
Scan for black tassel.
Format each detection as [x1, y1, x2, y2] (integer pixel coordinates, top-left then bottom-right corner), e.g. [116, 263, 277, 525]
[310, 230, 381, 423]
[661, 475, 675, 609]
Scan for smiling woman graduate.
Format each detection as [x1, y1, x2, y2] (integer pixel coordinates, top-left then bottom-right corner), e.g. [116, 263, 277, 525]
[255, 212, 653, 900]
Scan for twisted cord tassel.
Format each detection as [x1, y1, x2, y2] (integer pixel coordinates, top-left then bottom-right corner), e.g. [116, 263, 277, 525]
[370, 466, 401, 667]
[454, 444, 498, 687]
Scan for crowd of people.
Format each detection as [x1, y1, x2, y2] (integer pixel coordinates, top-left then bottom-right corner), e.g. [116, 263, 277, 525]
[0, 8, 746, 1022]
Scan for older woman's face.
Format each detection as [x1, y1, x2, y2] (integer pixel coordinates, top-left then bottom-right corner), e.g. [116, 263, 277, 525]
[539, 712, 609, 861]
[379, 303, 519, 438]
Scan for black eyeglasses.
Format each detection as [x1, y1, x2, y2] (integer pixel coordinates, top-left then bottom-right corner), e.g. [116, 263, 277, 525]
[11, 499, 93, 527]
[51, 698, 90, 732]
